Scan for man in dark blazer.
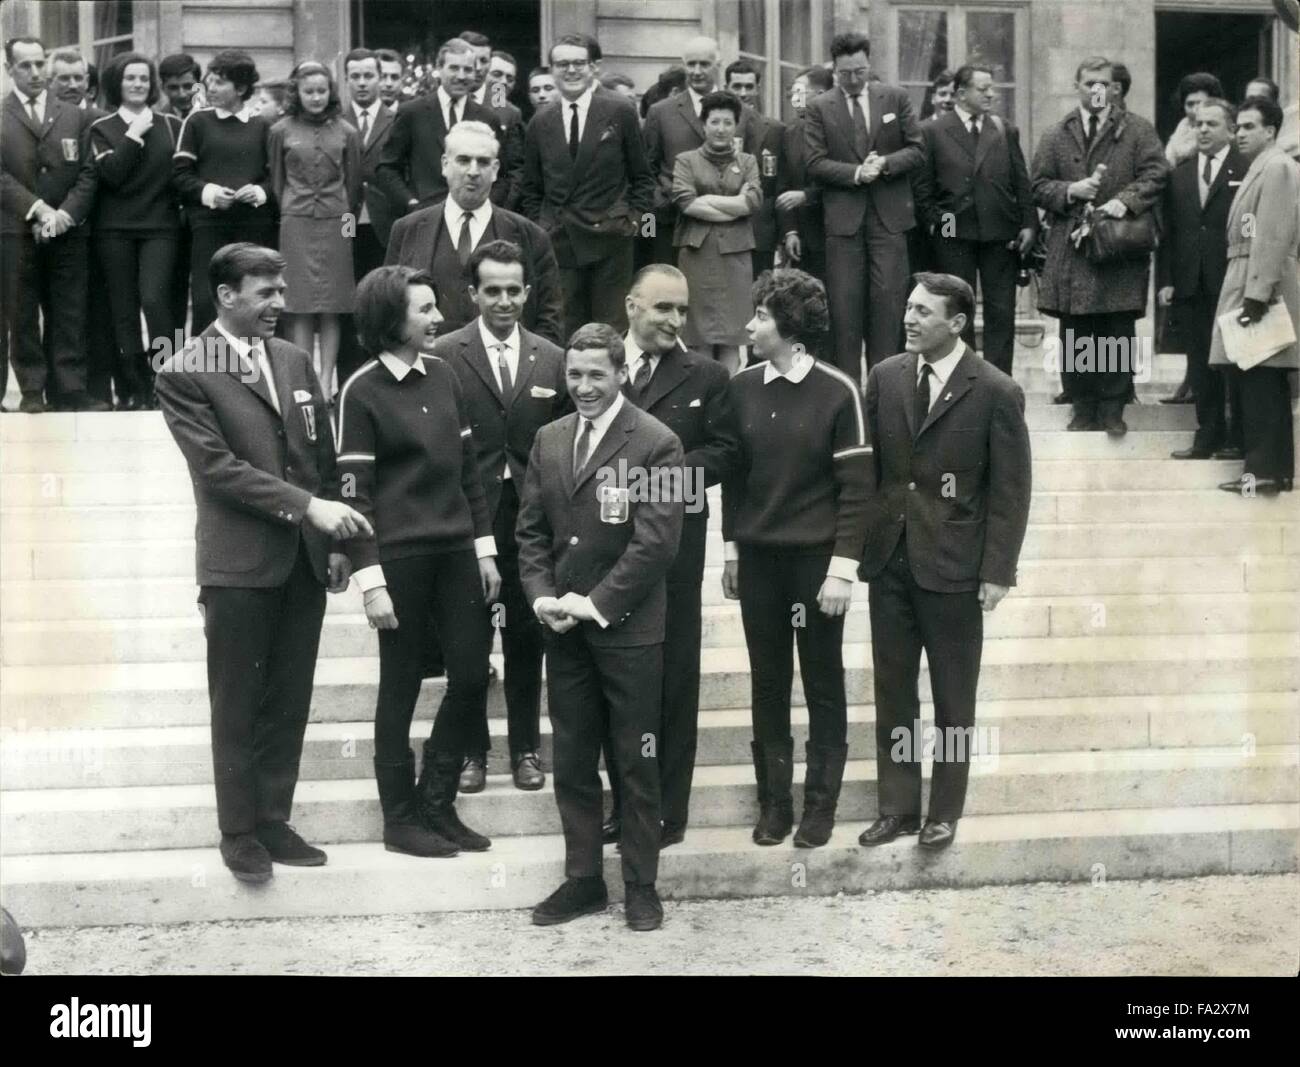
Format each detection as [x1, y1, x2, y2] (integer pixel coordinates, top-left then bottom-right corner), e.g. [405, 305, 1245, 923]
[517, 323, 685, 932]
[520, 34, 655, 342]
[776, 67, 833, 281]
[434, 239, 569, 792]
[725, 60, 784, 277]
[466, 40, 526, 212]
[857, 273, 1031, 852]
[155, 244, 370, 884]
[386, 122, 563, 345]
[1, 37, 104, 412]
[805, 32, 924, 381]
[375, 38, 519, 219]
[914, 65, 1036, 375]
[1161, 98, 1247, 460]
[600, 264, 738, 847]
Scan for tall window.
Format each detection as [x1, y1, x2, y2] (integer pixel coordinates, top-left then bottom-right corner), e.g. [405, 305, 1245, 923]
[894, 4, 1024, 125]
[45, 1, 133, 75]
[734, 0, 837, 120]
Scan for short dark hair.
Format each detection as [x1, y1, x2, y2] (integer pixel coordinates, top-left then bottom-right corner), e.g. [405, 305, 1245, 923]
[1238, 95, 1284, 136]
[1177, 71, 1224, 106]
[158, 52, 200, 81]
[491, 50, 517, 70]
[583, 34, 603, 63]
[699, 89, 742, 125]
[913, 271, 975, 322]
[4, 36, 45, 64]
[800, 66, 833, 93]
[468, 239, 528, 287]
[830, 32, 871, 63]
[343, 48, 379, 74]
[600, 72, 635, 92]
[953, 64, 993, 92]
[932, 68, 956, 90]
[550, 33, 596, 64]
[751, 269, 829, 349]
[458, 30, 491, 48]
[48, 48, 83, 70]
[101, 52, 159, 108]
[209, 243, 285, 302]
[528, 66, 551, 82]
[374, 49, 403, 69]
[1074, 56, 1111, 83]
[286, 60, 341, 119]
[86, 61, 98, 95]
[1195, 97, 1236, 126]
[208, 50, 259, 101]
[355, 266, 436, 357]
[436, 38, 476, 67]
[724, 59, 761, 85]
[1246, 75, 1279, 102]
[1111, 62, 1131, 99]
[567, 322, 625, 369]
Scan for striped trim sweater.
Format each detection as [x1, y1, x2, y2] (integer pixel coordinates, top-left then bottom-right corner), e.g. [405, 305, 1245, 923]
[172, 107, 274, 228]
[89, 110, 183, 232]
[722, 358, 872, 562]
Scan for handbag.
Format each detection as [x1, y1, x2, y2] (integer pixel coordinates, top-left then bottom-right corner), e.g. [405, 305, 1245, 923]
[1084, 211, 1158, 264]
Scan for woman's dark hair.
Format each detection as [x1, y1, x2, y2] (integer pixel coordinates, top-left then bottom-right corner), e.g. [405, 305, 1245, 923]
[913, 271, 976, 322]
[468, 239, 528, 287]
[208, 242, 285, 302]
[101, 52, 159, 108]
[751, 269, 830, 348]
[355, 266, 436, 356]
[1176, 71, 1224, 107]
[1238, 94, 1284, 136]
[207, 50, 259, 101]
[699, 89, 742, 125]
[1110, 62, 1131, 100]
[285, 61, 341, 119]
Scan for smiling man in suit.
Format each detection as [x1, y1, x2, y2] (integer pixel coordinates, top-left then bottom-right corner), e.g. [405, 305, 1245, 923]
[517, 322, 685, 931]
[155, 243, 371, 884]
[386, 121, 563, 345]
[520, 34, 655, 342]
[805, 32, 924, 383]
[857, 273, 1030, 853]
[434, 239, 568, 792]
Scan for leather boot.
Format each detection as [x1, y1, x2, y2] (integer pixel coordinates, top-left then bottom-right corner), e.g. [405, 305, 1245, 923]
[752, 738, 794, 846]
[793, 741, 848, 848]
[375, 754, 458, 857]
[418, 741, 492, 852]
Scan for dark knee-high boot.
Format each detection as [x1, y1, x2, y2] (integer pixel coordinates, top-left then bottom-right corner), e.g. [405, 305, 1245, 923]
[375, 752, 458, 857]
[418, 740, 492, 852]
[751, 738, 794, 846]
[793, 741, 848, 848]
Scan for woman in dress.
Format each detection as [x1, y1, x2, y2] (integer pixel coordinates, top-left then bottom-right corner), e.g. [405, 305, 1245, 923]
[336, 265, 501, 858]
[269, 61, 362, 404]
[671, 90, 761, 376]
[90, 53, 183, 409]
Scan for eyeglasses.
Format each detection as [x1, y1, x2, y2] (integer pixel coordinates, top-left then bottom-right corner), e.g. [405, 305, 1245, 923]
[552, 60, 590, 72]
[835, 67, 869, 78]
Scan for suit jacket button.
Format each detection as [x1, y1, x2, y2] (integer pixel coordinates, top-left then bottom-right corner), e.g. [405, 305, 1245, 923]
[908, 481, 917, 490]
[569, 535, 579, 545]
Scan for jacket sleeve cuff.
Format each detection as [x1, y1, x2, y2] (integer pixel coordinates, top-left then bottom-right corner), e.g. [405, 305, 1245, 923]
[474, 535, 497, 560]
[723, 541, 739, 562]
[354, 564, 386, 592]
[826, 556, 859, 583]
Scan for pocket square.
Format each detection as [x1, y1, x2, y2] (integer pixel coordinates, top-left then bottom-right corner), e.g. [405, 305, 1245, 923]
[293, 389, 312, 403]
[600, 126, 615, 142]
[689, 398, 702, 407]
[530, 386, 557, 398]
[882, 112, 896, 124]
[1228, 180, 1242, 186]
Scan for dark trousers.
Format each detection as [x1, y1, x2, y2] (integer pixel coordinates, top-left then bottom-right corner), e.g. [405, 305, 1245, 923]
[934, 237, 1018, 375]
[558, 239, 634, 343]
[1058, 311, 1137, 414]
[190, 223, 277, 335]
[85, 247, 118, 406]
[1224, 364, 1295, 482]
[0, 232, 88, 401]
[737, 546, 847, 746]
[868, 539, 983, 821]
[1179, 298, 1242, 451]
[469, 479, 543, 756]
[824, 200, 910, 382]
[95, 233, 179, 403]
[644, 204, 677, 268]
[751, 248, 776, 278]
[199, 543, 326, 835]
[337, 222, 387, 387]
[548, 627, 662, 885]
[374, 550, 492, 762]
[171, 223, 192, 335]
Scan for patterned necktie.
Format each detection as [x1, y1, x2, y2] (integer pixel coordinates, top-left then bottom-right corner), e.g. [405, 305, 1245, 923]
[914, 363, 932, 437]
[573, 418, 593, 479]
[632, 356, 653, 397]
[851, 94, 869, 158]
[496, 343, 513, 401]
[456, 211, 474, 264]
[569, 103, 580, 159]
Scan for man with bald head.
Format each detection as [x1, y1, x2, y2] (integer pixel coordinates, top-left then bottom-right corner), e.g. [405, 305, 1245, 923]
[599, 264, 740, 847]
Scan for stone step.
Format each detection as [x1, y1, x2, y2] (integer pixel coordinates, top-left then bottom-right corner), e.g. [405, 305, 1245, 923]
[3, 744, 1296, 856]
[4, 691, 1293, 791]
[5, 590, 1296, 667]
[3, 633, 1295, 728]
[4, 802, 1294, 928]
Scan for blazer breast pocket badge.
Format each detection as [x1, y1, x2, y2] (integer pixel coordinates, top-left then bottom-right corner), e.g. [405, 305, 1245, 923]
[61, 138, 79, 162]
[598, 485, 630, 524]
[530, 385, 556, 398]
[300, 402, 317, 442]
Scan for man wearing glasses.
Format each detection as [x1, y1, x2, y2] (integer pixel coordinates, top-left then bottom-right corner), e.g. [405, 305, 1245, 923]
[805, 32, 923, 385]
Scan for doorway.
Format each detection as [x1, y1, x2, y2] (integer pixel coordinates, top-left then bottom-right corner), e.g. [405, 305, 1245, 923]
[1154, 11, 1274, 139]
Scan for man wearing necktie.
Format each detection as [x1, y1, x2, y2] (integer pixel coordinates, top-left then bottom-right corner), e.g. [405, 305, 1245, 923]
[857, 273, 1031, 853]
[519, 34, 655, 343]
[804, 32, 924, 386]
[435, 239, 569, 791]
[516, 323, 685, 931]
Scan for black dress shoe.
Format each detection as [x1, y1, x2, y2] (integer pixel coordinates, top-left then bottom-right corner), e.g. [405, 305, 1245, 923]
[1101, 412, 1128, 437]
[1171, 446, 1215, 459]
[116, 394, 143, 412]
[601, 815, 621, 844]
[255, 821, 327, 866]
[918, 820, 957, 850]
[858, 815, 920, 846]
[18, 396, 46, 414]
[660, 823, 686, 847]
[220, 833, 273, 883]
[1066, 414, 1097, 431]
[532, 876, 608, 926]
[458, 754, 487, 793]
[1212, 446, 1243, 460]
[61, 392, 112, 413]
[1220, 476, 1292, 496]
[511, 751, 545, 790]
[1052, 391, 1071, 405]
[624, 883, 663, 931]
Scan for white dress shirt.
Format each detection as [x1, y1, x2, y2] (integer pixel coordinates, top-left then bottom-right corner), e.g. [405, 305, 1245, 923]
[478, 319, 521, 480]
[624, 333, 661, 388]
[562, 84, 596, 147]
[687, 87, 707, 120]
[215, 321, 279, 414]
[916, 339, 967, 412]
[953, 103, 983, 136]
[437, 86, 468, 131]
[445, 196, 493, 252]
[352, 100, 382, 146]
[1199, 144, 1230, 204]
[14, 86, 46, 126]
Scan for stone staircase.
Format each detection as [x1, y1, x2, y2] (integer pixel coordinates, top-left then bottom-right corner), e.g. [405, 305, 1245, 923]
[1, 350, 1297, 927]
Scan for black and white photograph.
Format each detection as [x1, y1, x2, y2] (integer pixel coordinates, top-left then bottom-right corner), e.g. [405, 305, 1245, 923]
[0, 0, 1297, 1005]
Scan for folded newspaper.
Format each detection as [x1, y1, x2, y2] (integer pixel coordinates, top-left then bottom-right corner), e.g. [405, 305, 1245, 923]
[1215, 302, 1297, 370]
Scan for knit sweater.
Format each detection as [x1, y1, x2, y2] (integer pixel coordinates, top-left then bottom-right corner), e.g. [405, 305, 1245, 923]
[722, 356, 872, 562]
[172, 107, 274, 229]
[90, 110, 183, 232]
[336, 353, 493, 575]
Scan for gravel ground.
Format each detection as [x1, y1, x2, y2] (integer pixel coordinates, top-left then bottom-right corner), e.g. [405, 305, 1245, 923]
[15, 873, 1299, 976]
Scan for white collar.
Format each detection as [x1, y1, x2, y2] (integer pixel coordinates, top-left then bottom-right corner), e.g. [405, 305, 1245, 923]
[214, 320, 265, 360]
[213, 104, 252, 122]
[1202, 144, 1230, 164]
[472, 83, 487, 105]
[561, 84, 596, 110]
[763, 351, 815, 384]
[841, 85, 868, 103]
[117, 105, 149, 124]
[478, 319, 520, 354]
[437, 86, 469, 118]
[354, 99, 380, 119]
[447, 195, 492, 227]
[1078, 104, 1110, 129]
[14, 87, 46, 108]
[378, 352, 427, 380]
[917, 340, 966, 387]
[582, 390, 625, 435]
[687, 86, 710, 113]
[954, 103, 983, 127]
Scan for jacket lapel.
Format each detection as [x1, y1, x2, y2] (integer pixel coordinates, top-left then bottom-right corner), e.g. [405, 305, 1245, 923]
[941, 111, 975, 161]
[917, 348, 977, 440]
[572, 94, 607, 174]
[511, 329, 542, 408]
[866, 83, 884, 152]
[1230, 145, 1274, 218]
[972, 113, 998, 173]
[365, 104, 393, 157]
[901, 351, 919, 438]
[831, 89, 863, 161]
[572, 400, 634, 497]
[461, 328, 506, 408]
[1202, 150, 1238, 211]
[213, 328, 280, 418]
[679, 90, 704, 140]
[419, 204, 446, 269]
[7, 92, 42, 138]
[639, 345, 691, 411]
